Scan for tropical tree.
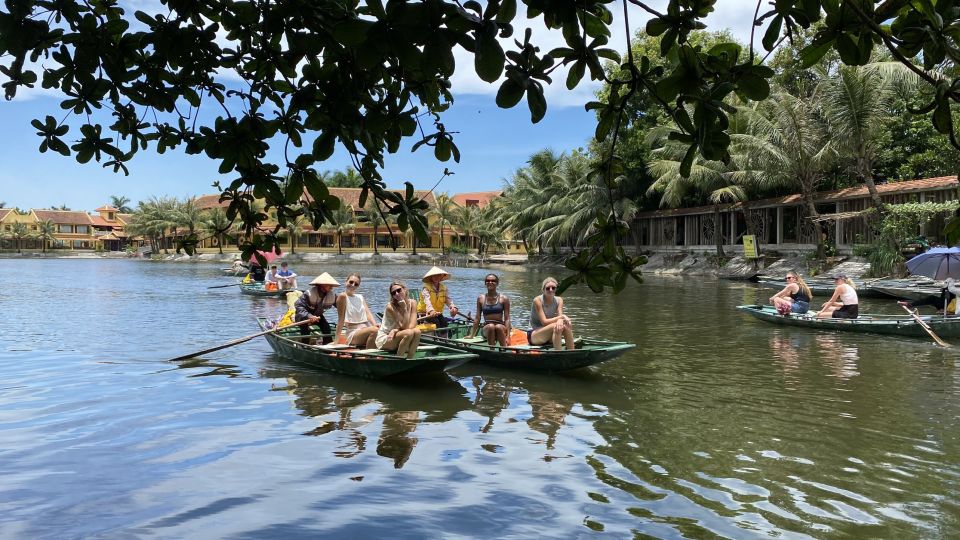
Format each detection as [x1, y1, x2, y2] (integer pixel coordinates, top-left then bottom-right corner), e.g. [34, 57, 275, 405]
[37, 219, 56, 253]
[109, 195, 134, 213]
[498, 150, 565, 255]
[327, 204, 356, 255]
[325, 169, 364, 188]
[173, 197, 205, 253]
[430, 193, 460, 256]
[8, 222, 30, 253]
[363, 198, 389, 255]
[204, 207, 232, 254]
[129, 196, 179, 254]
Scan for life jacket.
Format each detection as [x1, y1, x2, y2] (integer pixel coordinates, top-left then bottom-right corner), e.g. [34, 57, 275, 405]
[417, 283, 447, 314]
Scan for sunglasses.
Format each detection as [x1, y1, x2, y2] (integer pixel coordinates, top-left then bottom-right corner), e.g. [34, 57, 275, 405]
[785, 276, 795, 280]
[347, 280, 359, 286]
[485, 279, 498, 283]
[544, 285, 557, 291]
[391, 288, 403, 296]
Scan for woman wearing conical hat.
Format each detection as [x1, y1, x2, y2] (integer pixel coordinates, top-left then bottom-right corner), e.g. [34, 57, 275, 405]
[294, 272, 339, 344]
[417, 266, 459, 328]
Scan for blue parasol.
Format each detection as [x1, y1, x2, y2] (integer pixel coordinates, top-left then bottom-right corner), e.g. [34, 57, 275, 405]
[905, 246, 960, 280]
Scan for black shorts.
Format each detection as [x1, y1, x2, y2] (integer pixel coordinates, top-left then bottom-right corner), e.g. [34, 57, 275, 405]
[832, 304, 859, 319]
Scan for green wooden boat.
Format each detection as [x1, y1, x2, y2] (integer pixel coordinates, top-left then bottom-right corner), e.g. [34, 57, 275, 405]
[736, 304, 960, 339]
[256, 318, 476, 378]
[419, 321, 635, 373]
[240, 282, 288, 297]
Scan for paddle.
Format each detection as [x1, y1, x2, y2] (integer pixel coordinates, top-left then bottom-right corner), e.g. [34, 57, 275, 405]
[901, 305, 951, 347]
[208, 282, 243, 289]
[168, 319, 313, 361]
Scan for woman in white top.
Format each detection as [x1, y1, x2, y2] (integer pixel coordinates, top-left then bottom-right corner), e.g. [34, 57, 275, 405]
[375, 281, 422, 358]
[335, 273, 379, 348]
[817, 274, 859, 319]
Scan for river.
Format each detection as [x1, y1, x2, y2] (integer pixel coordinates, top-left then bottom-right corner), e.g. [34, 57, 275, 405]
[1, 258, 957, 538]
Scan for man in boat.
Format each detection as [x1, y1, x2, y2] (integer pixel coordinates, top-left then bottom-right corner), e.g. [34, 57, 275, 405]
[264, 265, 281, 291]
[417, 266, 460, 328]
[276, 261, 298, 290]
[294, 272, 339, 344]
[230, 256, 248, 274]
[249, 261, 266, 282]
[898, 278, 960, 315]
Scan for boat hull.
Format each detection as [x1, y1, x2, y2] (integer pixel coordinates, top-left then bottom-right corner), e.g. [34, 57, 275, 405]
[736, 304, 960, 339]
[240, 283, 288, 297]
[420, 322, 635, 373]
[257, 319, 475, 378]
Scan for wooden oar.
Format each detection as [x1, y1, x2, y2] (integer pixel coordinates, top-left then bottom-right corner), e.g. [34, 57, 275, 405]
[168, 319, 313, 361]
[901, 305, 951, 347]
[208, 282, 243, 289]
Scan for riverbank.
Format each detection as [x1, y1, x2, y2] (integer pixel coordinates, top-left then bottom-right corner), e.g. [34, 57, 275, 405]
[0, 249, 872, 278]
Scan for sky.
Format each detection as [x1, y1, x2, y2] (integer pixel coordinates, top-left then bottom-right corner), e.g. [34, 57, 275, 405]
[0, 1, 763, 212]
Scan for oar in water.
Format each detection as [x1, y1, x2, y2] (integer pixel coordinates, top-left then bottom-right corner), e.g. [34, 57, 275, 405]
[168, 319, 313, 362]
[208, 282, 244, 289]
[901, 305, 951, 347]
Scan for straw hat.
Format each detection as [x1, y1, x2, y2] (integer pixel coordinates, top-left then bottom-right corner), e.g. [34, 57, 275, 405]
[309, 272, 340, 286]
[422, 266, 450, 283]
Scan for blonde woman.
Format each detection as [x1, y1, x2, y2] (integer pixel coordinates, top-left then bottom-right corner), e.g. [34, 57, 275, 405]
[335, 273, 379, 348]
[817, 274, 859, 319]
[375, 281, 422, 358]
[528, 277, 575, 350]
[769, 271, 812, 315]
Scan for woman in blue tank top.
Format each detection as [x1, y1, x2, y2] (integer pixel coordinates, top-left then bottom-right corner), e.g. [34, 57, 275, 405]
[528, 276, 575, 350]
[466, 273, 512, 346]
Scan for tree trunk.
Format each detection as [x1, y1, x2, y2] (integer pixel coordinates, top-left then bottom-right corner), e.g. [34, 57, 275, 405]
[803, 197, 829, 260]
[373, 225, 379, 255]
[337, 232, 342, 255]
[713, 205, 725, 257]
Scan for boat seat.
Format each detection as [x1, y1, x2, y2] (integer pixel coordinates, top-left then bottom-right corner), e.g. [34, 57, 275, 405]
[456, 336, 485, 343]
[356, 348, 392, 355]
[417, 346, 438, 352]
[319, 344, 352, 350]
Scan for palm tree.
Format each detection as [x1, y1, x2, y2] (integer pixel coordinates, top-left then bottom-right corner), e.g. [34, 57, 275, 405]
[737, 93, 837, 257]
[204, 207, 232, 254]
[818, 62, 914, 211]
[325, 168, 364, 187]
[429, 193, 460, 256]
[9, 222, 30, 253]
[109, 195, 134, 213]
[328, 204, 356, 255]
[37, 219, 56, 252]
[364, 198, 388, 255]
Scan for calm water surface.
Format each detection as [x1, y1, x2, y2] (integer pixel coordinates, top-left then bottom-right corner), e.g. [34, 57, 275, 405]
[1, 259, 958, 538]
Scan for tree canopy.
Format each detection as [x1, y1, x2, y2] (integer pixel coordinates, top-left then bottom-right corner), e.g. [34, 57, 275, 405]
[4, 0, 960, 288]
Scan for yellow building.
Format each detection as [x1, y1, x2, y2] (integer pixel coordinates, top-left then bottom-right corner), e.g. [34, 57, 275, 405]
[31, 209, 97, 250]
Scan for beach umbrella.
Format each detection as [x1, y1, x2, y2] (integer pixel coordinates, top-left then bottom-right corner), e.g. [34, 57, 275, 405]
[905, 246, 960, 280]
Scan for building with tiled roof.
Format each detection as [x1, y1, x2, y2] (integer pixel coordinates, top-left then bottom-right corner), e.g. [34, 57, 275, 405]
[451, 191, 503, 208]
[634, 176, 959, 254]
[29, 209, 96, 250]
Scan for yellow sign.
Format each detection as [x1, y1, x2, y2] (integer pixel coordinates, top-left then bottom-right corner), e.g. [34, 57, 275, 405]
[743, 234, 759, 259]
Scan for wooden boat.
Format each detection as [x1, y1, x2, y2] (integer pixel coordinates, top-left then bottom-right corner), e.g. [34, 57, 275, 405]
[239, 282, 288, 297]
[870, 285, 942, 301]
[736, 304, 960, 339]
[419, 321, 635, 373]
[256, 318, 476, 378]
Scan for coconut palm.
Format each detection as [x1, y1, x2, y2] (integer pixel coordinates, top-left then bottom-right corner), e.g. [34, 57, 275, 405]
[818, 62, 915, 211]
[327, 204, 356, 255]
[204, 207, 232, 254]
[429, 193, 460, 256]
[37, 219, 56, 252]
[363, 198, 388, 254]
[109, 195, 134, 213]
[9, 222, 30, 253]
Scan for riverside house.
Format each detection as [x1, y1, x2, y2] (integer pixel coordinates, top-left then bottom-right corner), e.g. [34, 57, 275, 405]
[632, 176, 959, 255]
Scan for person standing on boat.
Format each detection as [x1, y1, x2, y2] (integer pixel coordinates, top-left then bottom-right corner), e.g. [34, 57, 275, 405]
[249, 261, 266, 282]
[769, 271, 812, 315]
[817, 274, 859, 319]
[294, 272, 339, 344]
[276, 262, 298, 290]
[466, 273, 512, 347]
[376, 281, 422, 358]
[417, 266, 460, 328]
[527, 277, 575, 350]
[897, 278, 959, 315]
[335, 273, 379, 348]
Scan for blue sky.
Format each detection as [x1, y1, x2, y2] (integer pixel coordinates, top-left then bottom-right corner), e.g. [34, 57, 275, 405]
[0, 1, 760, 212]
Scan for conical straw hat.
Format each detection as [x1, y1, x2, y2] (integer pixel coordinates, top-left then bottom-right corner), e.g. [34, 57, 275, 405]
[422, 266, 450, 283]
[309, 272, 340, 286]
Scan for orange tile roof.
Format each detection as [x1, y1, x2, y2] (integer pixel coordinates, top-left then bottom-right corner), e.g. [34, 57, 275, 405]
[638, 176, 959, 218]
[90, 216, 120, 227]
[194, 188, 439, 212]
[194, 194, 229, 210]
[117, 213, 134, 224]
[0, 208, 12, 221]
[95, 205, 120, 212]
[451, 191, 503, 207]
[33, 209, 94, 225]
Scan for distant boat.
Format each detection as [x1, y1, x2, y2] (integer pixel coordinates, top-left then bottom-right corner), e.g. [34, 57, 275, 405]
[239, 282, 288, 297]
[756, 277, 939, 299]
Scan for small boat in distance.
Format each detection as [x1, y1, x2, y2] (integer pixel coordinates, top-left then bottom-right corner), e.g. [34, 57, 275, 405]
[736, 304, 960, 340]
[239, 282, 288, 297]
[257, 318, 476, 378]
